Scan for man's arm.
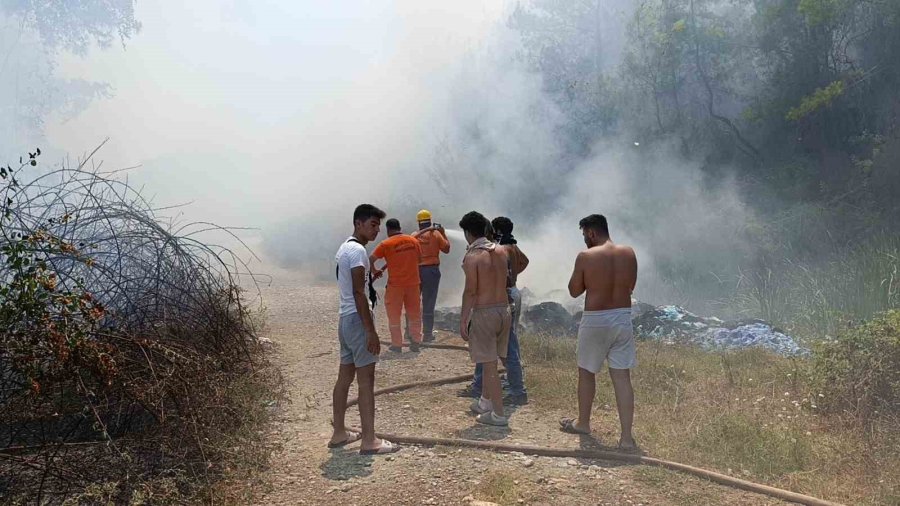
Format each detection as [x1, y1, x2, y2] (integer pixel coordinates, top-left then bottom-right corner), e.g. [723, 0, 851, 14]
[460, 254, 479, 341]
[351, 266, 380, 355]
[369, 255, 386, 280]
[370, 244, 386, 280]
[568, 252, 586, 298]
[631, 248, 638, 293]
[439, 231, 451, 254]
[514, 245, 529, 275]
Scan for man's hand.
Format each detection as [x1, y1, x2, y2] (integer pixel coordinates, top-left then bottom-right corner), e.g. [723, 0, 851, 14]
[460, 320, 469, 341]
[372, 268, 384, 280]
[366, 331, 381, 355]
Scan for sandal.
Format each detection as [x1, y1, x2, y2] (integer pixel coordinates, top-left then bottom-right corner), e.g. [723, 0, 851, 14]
[559, 418, 591, 435]
[327, 430, 362, 449]
[616, 440, 644, 454]
[359, 439, 402, 455]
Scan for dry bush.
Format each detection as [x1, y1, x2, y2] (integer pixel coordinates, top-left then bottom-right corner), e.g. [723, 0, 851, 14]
[0, 150, 280, 503]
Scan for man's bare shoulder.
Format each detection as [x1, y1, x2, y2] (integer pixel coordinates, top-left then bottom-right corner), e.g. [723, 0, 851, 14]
[463, 248, 488, 263]
[612, 244, 637, 258]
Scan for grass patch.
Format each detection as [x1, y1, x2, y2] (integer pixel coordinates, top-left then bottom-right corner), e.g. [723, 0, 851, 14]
[690, 413, 810, 478]
[476, 470, 525, 506]
[520, 333, 900, 505]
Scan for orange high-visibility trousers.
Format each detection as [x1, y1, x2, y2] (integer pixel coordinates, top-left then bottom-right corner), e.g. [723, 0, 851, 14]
[385, 284, 423, 346]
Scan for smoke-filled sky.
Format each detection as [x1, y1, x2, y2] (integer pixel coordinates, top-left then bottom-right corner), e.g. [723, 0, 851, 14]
[16, 0, 752, 309]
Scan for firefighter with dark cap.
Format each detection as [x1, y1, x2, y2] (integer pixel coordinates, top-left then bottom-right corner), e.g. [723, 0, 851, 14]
[410, 209, 451, 342]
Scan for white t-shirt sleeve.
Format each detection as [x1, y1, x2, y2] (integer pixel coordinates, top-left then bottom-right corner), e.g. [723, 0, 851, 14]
[347, 245, 368, 271]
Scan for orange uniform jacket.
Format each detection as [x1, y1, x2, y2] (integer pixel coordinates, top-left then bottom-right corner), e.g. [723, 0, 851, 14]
[372, 234, 422, 287]
[411, 229, 450, 266]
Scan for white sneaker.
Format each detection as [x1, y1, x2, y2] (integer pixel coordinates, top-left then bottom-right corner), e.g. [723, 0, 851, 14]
[470, 397, 492, 415]
[475, 411, 509, 426]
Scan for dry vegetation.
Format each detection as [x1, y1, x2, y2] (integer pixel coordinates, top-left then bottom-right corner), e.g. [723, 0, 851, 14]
[0, 153, 283, 504]
[521, 327, 900, 506]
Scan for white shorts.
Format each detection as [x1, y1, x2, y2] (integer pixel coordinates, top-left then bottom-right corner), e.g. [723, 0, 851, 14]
[576, 308, 636, 373]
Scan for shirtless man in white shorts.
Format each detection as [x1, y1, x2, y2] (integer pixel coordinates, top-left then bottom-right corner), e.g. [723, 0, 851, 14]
[559, 214, 639, 452]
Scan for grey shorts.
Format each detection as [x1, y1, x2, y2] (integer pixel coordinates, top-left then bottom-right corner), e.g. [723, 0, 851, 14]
[339, 312, 378, 368]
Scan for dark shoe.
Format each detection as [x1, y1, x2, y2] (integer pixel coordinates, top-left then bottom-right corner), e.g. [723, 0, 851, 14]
[456, 385, 480, 398]
[409, 341, 420, 352]
[423, 334, 436, 343]
[388, 345, 403, 353]
[503, 393, 528, 406]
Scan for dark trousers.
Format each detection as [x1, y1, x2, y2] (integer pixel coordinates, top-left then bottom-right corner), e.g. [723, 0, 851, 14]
[419, 265, 441, 339]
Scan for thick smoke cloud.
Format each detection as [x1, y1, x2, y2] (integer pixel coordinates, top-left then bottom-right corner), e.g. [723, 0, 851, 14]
[28, 1, 753, 313]
[259, 2, 753, 311]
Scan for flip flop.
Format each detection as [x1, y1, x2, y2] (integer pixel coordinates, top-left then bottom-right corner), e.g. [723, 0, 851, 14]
[359, 439, 402, 455]
[616, 440, 644, 455]
[559, 418, 591, 435]
[327, 430, 362, 449]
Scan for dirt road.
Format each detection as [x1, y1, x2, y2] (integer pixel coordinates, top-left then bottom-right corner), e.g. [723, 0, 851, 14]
[250, 267, 784, 505]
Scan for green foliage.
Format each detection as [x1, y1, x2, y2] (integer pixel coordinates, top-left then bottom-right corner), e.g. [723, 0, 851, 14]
[797, 0, 845, 26]
[0, 152, 114, 399]
[786, 80, 845, 121]
[811, 310, 900, 422]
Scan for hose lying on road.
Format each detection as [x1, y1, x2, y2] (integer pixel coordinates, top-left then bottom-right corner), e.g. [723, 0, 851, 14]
[379, 340, 469, 351]
[339, 342, 843, 506]
[375, 433, 842, 506]
[345, 370, 502, 408]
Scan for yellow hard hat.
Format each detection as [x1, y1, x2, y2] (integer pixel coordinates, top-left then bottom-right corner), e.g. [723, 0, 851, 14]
[417, 209, 432, 222]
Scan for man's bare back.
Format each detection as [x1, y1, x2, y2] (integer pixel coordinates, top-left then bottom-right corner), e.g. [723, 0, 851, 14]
[464, 247, 510, 306]
[569, 242, 637, 311]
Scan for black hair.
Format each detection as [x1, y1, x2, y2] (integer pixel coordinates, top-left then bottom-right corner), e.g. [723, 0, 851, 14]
[353, 204, 386, 224]
[578, 214, 609, 236]
[491, 217, 513, 235]
[459, 211, 490, 239]
[386, 218, 401, 231]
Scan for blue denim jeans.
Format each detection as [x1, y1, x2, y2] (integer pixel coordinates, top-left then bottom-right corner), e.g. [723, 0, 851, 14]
[472, 287, 525, 397]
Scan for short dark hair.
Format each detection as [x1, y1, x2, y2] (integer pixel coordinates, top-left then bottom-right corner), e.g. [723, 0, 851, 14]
[386, 218, 401, 231]
[353, 204, 386, 224]
[459, 211, 490, 239]
[579, 214, 609, 236]
[491, 217, 513, 235]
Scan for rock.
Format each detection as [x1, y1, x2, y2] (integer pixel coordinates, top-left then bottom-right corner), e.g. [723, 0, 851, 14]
[523, 459, 535, 468]
[340, 483, 353, 492]
[567, 459, 578, 466]
[255, 336, 276, 346]
[471, 502, 501, 506]
[522, 302, 577, 336]
[630, 301, 656, 319]
[434, 307, 462, 332]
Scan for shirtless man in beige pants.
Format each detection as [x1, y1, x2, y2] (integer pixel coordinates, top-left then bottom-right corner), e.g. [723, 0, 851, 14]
[560, 214, 639, 452]
[458, 211, 512, 426]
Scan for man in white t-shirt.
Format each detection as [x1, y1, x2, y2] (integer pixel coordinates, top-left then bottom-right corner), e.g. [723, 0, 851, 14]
[329, 203, 401, 455]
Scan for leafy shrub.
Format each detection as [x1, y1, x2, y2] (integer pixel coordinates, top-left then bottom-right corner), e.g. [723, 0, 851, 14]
[811, 310, 900, 423]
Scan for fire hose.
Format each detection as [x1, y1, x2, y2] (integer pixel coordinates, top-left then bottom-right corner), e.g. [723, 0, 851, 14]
[343, 342, 842, 506]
